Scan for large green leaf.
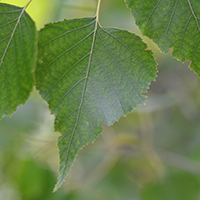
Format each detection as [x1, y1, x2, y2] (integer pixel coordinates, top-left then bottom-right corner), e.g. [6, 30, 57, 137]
[125, 0, 200, 76]
[36, 17, 157, 191]
[0, 3, 37, 118]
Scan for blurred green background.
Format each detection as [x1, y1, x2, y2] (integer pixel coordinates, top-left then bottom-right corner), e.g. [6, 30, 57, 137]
[1, 0, 200, 199]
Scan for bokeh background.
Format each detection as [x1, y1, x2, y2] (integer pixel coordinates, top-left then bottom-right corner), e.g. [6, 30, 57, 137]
[1, 0, 200, 199]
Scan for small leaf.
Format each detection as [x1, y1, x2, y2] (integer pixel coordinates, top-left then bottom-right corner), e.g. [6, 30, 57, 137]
[0, 3, 37, 118]
[36, 17, 157, 191]
[125, 0, 200, 76]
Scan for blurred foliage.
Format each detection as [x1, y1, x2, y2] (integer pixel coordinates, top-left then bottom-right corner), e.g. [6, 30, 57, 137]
[0, 0, 200, 199]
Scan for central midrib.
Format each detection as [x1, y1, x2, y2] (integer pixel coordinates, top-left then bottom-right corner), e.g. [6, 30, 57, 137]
[62, 17, 99, 171]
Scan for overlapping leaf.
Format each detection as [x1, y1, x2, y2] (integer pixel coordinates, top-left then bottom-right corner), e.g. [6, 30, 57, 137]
[125, 0, 200, 76]
[0, 3, 37, 118]
[36, 17, 157, 191]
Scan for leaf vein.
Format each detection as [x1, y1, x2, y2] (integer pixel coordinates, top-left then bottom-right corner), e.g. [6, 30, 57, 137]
[55, 77, 86, 109]
[43, 53, 90, 98]
[101, 29, 144, 103]
[61, 18, 98, 173]
[0, 7, 25, 68]
[163, 0, 179, 44]
[187, 0, 200, 31]
[39, 19, 96, 49]
[36, 31, 94, 76]
[144, 0, 161, 30]
[0, 17, 18, 28]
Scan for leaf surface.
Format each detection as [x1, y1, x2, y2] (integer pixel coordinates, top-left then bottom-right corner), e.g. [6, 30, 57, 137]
[36, 17, 157, 191]
[0, 3, 37, 118]
[125, 0, 200, 76]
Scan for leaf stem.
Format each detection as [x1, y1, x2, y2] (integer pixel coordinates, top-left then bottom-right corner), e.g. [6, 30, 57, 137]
[24, 0, 33, 9]
[96, 0, 101, 22]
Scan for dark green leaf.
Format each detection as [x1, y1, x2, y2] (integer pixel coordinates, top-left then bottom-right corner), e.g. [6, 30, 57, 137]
[0, 3, 37, 118]
[36, 17, 157, 191]
[125, 0, 200, 76]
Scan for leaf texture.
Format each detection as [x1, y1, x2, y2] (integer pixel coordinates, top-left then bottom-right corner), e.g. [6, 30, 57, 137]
[36, 17, 157, 191]
[0, 3, 37, 118]
[125, 0, 200, 76]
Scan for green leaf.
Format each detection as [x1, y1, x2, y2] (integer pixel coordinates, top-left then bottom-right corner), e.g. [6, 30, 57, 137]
[36, 17, 157, 191]
[0, 3, 37, 118]
[125, 0, 200, 76]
